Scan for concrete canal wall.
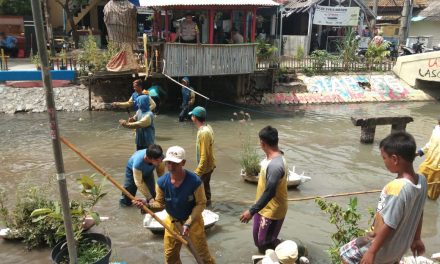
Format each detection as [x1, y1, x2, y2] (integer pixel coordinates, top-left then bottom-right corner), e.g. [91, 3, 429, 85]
[0, 74, 436, 114]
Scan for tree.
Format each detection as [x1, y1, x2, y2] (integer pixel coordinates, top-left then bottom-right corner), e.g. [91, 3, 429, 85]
[53, 0, 89, 48]
[0, 0, 32, 16]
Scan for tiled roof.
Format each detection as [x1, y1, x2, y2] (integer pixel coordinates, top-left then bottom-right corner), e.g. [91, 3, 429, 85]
[139, 0, 280, 7]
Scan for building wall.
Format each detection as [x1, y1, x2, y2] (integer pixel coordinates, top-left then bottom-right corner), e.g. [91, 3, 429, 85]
[409, 21, 440, 47]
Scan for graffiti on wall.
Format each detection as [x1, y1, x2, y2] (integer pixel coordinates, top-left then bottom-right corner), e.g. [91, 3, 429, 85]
[418, 58, 440, 80]
[303, 75, 410, 101]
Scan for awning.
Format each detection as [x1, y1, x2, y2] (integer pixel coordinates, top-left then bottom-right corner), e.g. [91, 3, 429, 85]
[139, 0, 280, 7]
[283, 0, 375, 17]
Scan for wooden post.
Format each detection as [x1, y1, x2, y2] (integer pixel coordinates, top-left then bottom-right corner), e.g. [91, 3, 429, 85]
[251, 8, 257, 42]
[209, 9, 214, 44]
[230, 10, 233, 34]
[165, 9, 169, 41]
[306, 8, 314, 55]
[360, 125, 376, 144]
[391, 123, 407, 134]
[153, 11, 157, 38]
[242, 10, 247, 42]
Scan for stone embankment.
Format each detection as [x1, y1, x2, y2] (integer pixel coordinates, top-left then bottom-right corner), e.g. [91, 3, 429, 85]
[0, 84, 107, 114]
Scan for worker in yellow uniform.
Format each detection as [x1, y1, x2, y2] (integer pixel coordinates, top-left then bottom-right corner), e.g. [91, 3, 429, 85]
[133, 146, 215, 264]
[190, 106, 216, 207]
[240, 126, 288, 253]
[417, 116, 440, 200]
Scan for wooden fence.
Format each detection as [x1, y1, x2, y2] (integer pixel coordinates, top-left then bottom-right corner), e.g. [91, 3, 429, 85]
[256, 56, 395, 73]
[163, 43, 257, 77]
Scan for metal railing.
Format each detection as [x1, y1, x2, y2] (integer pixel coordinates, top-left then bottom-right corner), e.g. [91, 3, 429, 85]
[256, 56, 395, 72]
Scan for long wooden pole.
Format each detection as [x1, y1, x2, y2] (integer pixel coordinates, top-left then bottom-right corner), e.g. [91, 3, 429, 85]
[30, 1, 77, 263]
[287, 181, 440, 202]
[59, 137, 204, 264]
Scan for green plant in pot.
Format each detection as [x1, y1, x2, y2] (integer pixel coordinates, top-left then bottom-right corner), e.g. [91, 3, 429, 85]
[315, 197, 372, 264]
[232, 112, 261, 183]
[0, 174, 110, 263]
[31, 174, 110, 264]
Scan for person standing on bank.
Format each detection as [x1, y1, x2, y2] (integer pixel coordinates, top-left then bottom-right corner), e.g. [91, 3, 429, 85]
[119, 95, 155, 150]
[179, 77, 195, 122]
[175, 13, 200, 44]
[133, 146, 215, 264]
[120, 144, 165, 207]
[417, 116, 440, 200]
[190, 106, 216, 207]
[112, 79, 156, 112]
[240, 126, 288, 253]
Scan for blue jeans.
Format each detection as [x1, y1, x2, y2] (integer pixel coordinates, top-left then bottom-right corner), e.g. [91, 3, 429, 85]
[120, 166, 156, 206]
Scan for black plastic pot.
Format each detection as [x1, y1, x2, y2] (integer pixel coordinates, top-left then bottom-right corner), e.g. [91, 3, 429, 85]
[51, 233, 112, 264]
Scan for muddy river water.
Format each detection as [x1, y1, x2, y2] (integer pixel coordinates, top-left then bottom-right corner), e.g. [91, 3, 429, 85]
[1, 101, 439, 264]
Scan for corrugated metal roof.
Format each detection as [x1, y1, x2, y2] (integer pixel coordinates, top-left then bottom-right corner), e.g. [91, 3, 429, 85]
[366, 0, 427, 8]
[139, 0, 280, 7]
[417, 0, 440, 20]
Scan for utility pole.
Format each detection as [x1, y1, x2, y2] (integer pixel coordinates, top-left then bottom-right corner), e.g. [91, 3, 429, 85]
[399, 0, 411, 46]
[371, 0, 378, 35]
[30, 0, 77, 263]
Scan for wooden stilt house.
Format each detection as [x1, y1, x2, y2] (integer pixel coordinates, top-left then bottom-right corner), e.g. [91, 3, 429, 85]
[139, 0, 279, 77]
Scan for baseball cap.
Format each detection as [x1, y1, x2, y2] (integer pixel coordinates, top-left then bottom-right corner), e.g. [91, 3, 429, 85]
[189, 106, 206, 118]
[163, 146, 186, 163]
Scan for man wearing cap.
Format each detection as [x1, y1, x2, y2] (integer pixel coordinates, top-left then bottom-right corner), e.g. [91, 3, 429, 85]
[240, 126, 288, 253]
[112, 79, 156, 112]
[120, 144, 165, 207]
[175, 13, 200, 44]
[119, 94, 156, 150]
[179, 77, 195, 122]
[417, 116, 440, 200]
[133, 146, 215, 263]
[190, 106, 216, 207]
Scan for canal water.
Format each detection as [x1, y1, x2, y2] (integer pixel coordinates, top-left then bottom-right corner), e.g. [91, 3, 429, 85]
[1, 101, 439, 264]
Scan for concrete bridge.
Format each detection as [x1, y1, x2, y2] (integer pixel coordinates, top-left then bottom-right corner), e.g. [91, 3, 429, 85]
[393, 51, 440, 87]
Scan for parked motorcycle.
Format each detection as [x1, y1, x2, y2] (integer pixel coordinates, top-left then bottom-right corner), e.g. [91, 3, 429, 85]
[355, 40, 397, 60]
[400, 40, 434, 55]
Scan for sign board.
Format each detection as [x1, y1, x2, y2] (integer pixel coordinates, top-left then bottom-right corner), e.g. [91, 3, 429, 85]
[137, 6, 154, 15]
[313, 6, 360, 26]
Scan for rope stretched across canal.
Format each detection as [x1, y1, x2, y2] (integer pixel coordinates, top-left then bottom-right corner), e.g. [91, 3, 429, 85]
[161, 61, 293, 117]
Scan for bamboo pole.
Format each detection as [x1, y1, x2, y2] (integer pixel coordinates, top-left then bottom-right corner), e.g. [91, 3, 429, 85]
[287, 181, 440, 202]
[60, 137, 204, 264]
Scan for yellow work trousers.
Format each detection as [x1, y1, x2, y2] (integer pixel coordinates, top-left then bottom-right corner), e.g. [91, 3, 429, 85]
[419, 164, 440, 200]
[163, 215, 215, 264]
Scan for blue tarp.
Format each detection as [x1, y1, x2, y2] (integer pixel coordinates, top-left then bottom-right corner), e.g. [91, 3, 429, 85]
[128, 0, 140, 6]
[0, 70, 76, 81]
